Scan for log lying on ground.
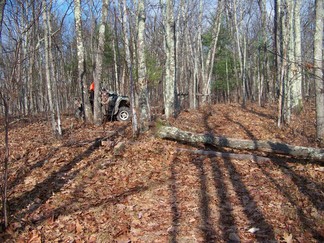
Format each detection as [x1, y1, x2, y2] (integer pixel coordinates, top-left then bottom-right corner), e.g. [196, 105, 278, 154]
[157, 126, 324, 162]
[176, 148, 271, 163]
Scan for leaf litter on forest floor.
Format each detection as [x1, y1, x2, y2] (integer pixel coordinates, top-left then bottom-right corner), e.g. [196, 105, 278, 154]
[0, 102, 323, 242]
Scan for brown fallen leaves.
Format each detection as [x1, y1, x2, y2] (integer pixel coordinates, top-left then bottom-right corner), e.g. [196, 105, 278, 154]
[0, 102, 323, 242]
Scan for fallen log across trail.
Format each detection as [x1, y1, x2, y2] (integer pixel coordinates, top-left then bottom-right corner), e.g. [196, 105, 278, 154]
[157, 126, 324, 162]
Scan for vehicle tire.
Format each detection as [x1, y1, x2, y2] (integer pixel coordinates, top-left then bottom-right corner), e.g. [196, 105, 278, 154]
[117, 106, 131, 121]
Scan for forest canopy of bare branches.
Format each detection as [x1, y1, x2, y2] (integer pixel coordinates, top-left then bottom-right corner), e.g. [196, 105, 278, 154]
[0, 0, 320, 118]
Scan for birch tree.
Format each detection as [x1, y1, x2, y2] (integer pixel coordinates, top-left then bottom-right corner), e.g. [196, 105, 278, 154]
[137, 0, 150, 132]
[93, 0, 109, 125]
[314, 0, 324, 144]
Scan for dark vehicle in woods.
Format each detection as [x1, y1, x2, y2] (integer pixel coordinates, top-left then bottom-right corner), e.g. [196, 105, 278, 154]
[74, 89, 131, 122]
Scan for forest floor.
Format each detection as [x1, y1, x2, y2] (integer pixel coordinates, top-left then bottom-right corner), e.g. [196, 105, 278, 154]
[0, 102, 323, 243]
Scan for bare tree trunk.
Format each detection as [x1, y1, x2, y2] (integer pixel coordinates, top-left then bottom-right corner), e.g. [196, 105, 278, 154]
[112, 38, 119, 91]
[42, 0, 58, 135]
[164, 0, 176, 119]
[188, 14, 198, 109]
[0, 0, 5, 57]
[113, 7, 121, 92]
[197, 0, 204, 106]
[137, 0, 150, 132]
[314, 0, 324, 144]
[288, 0, 303, 116]
[21, 7, 29, 116]
[280, 0, 303, 124]
[226, 57, 230, 102]
[0, 93, 9, 229]
[90, 0, 96, 81]
[27, 24, 36, 114]
[74, 0, 93, 122]
[258, 0, 267, 107]
[278, 0, 290, 127]
[202, 0, 223, 104]
[231, 0, 245, 106]
[121, 0, 138, 136]
[46, 2, 62, 136]
[291, 0, 303, 114]
[274, 0, 280, 102]
[93, 0, 109, 125]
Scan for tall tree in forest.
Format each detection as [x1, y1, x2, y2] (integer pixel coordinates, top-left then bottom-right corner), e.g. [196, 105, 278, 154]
[278, 0, 291, 125]
[277, 0, 286, 127]
[196, 0, 204, 107]
[0, 92, 9, 228]
[163, 0, 176, 119]
[0, 0, 4, 53]
[258, 0, 267, 106]
[291, 0, 302, 113]
[42, 0, 62, 136]
[202, 0, 223, 104]
[121, 0, 138, 135]
[314, 0, 324, 144]
[230, 0, 246, 106]
[186, 0, 198, 109]
[137, 0, 150, 132]
[274, 0, 281, 102]
[0, 0, 8, 229]
[278, 0, 303, 125]
[93, 0, 109, 125]
[74, 0, 93, 122]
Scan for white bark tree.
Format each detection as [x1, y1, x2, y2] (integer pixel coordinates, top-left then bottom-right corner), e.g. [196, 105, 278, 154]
[314, 0, 324, 144]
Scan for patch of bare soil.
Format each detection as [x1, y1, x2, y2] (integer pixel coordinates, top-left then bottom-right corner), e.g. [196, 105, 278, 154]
[0, 102, 323, 242]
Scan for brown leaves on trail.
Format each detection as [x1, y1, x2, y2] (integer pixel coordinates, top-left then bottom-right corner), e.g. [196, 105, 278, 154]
[0, 102, 323, 242]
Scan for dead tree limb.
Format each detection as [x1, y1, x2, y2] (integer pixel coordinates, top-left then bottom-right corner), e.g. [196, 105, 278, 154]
[157, 126, 324, 162]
